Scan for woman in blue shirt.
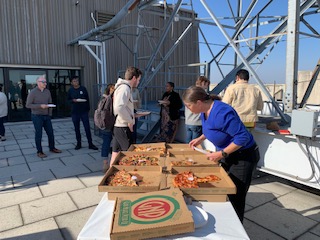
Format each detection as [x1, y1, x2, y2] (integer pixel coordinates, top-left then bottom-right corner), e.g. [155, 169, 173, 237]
[183, 86, 260, 222]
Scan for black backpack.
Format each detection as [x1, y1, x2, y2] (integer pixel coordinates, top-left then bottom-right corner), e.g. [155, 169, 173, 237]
[94, 83, 130, 130]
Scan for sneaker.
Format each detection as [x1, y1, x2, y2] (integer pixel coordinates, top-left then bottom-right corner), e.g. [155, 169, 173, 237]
[89, 144, 98, 150]
[75, 144, 82, 150]
[37, 152, 47, 158]
[0, 136, 6, 141]
[50, 148, 62, 153]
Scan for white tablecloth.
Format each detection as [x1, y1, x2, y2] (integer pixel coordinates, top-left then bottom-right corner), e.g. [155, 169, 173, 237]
[77, 193, 250, 240]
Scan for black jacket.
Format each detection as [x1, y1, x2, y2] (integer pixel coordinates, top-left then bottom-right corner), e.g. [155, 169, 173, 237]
[161, 90, 183, 120]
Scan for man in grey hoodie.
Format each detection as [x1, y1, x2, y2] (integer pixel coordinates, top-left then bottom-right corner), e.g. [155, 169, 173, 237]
[110, 66, 142, 165]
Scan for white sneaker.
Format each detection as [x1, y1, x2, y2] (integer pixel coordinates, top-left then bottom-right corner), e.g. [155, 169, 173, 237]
[1, 136, 6, 141]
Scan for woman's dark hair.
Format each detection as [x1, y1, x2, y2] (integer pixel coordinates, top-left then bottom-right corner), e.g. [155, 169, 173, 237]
[182, 86, 221, 103]
[104, 84, 115, 95]
[167, 82, 175, 88]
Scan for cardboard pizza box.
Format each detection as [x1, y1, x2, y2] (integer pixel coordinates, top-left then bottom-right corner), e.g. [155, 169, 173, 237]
[113, 151, 165, 167]
[165, 155, 218, 170]
[110, 188, 194, 240]
[184, 194, 228, 202]
[166, 143, 203, 149]
[167, 166, 236, 195]
[127, 142, 167, 156]
[98, 165, 163, 192]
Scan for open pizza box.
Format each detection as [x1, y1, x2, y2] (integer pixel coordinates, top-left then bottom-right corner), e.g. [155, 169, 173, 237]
[166, 166, 236, 201]
[127, 142, 167, 156]
[166, 143, 203, 150]
[110, 188, 194, 240]
[98, 165, 164, 193]
[113, 151, 165, 167]
[165, 155, 218, 170]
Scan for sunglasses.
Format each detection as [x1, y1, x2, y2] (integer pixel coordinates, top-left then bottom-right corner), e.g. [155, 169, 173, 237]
[38, 80, 47, 83]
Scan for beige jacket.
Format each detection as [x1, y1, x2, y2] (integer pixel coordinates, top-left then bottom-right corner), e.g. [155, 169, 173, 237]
[222, 81, 263, 123]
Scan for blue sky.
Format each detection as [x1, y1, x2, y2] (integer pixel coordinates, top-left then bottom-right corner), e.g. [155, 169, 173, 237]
[171, 0, 320, 84]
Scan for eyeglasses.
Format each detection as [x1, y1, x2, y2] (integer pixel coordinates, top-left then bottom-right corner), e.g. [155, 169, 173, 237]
[38, 80, 47, 84]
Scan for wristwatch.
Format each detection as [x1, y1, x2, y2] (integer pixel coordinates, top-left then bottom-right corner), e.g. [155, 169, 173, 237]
[221, 150, 228, 158]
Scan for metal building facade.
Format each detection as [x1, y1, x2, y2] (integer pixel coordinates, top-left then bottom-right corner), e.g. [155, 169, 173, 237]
[0, 0, 199, 121]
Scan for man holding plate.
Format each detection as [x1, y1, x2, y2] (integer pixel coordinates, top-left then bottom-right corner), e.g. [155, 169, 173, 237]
[26, 75, 62, 158]
[68, 76, 98, 151]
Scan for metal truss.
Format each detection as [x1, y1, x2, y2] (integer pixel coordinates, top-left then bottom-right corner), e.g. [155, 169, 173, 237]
[68, 0, 320, 122]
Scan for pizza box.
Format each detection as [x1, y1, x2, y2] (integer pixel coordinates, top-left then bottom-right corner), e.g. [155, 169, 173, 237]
[110, 188, 194, 240]
[167, 166, 236, 195]
[184, 194, 228, 202]
[166, 143, 203, 149]
[98, 165, 163, 192]
[113, 151, 165, 167]
[127, 142, 167, 156]
[165, 156, 218, 170]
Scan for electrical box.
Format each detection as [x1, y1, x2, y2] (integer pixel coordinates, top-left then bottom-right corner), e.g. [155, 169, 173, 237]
[290, 109, 319, 138]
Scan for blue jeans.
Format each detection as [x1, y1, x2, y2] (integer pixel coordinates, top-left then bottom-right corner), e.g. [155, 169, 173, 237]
[72, 112, 92, 145]
[31, 114, 55, 153]
[186, 125, 202, 143]
[101, 130, 112, 158]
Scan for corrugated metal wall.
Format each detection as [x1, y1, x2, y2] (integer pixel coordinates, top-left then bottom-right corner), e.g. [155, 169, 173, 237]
[0, 0, 199, 109]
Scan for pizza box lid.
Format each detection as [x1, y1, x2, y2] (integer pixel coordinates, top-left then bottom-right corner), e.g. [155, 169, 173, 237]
[113, 151, 165, 167]
[127, 142, 167, 156]
[167, 166, 236, 195]
[98, 165, 163, 193]
[166, 143, 203, 150]
[110, 188, 194, 240]
[165, 156, 218, 170]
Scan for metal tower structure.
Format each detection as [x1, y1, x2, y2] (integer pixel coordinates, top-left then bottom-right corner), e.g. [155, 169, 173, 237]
[69, 0, 320, 123]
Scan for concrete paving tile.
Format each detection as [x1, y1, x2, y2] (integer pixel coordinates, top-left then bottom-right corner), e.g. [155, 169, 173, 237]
[44, 151, 72, 159]
[0, 176, 13, 190]
[12, 135, 28, 140]
[55, 206, 96, 240]
[0, 159, 8, 167]
[13, 170, 56, 188]
[272, 189, 320, 221]
[296, 232, 320, 240]
[60, 154, 96, 166]
[68, 186, 105, 209]
[0, 184, 42, 208]
[243, 219, 285, 240]
[0, 164, 30, 178]
[1, 149, 22, 159]
[51, 164, 91, 179]
[21, 147, 38, 155]
[20, 193, 78, 224]
[0, 139, 18, 146]
[8, 156, 26, 166]
[0, 205, 23, 232]
[245, 202, 317, 239]
[310, 223, 320, 236]
[24, 154, 43, 163]
[55, 143, 75, 150]
[17, 138, 35, 144]
[84, 161, 102, 172]
[55, 138, 75, 145]
[251, 175, 296, 195]
[68, 148, 100, 156]
[19, 142, 34, 149]
[247, 185, 279, 207]
[0, 146, 4, 152]
[39, 177, 85, 196]
[28, 159, 65, 172]
[0, 218, 64, 240]
[89, 151, 103, 160]
[5, 144, 21, 151]
[78, 172, 104, 187]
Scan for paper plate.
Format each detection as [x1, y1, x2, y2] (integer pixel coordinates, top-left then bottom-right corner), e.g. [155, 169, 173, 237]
[158, 100, 168, 104]
[76, 99, 87, 102]
[136, 111, 151, 115]
[47, 104, 56, 107]
[187, 205, 208, 229]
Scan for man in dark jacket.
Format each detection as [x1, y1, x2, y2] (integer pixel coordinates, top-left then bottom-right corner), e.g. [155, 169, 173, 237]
[68, 76, 98, 150]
